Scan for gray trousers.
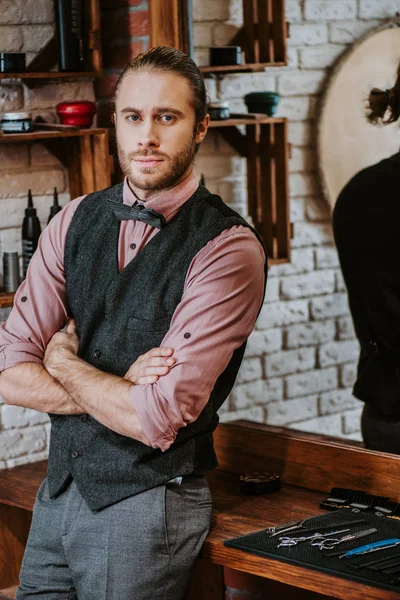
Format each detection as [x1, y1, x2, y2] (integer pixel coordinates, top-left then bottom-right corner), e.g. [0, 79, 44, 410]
[16, 475, 212, 600]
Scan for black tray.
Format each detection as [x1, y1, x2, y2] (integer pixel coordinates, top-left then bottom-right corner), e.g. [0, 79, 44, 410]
[224, 510, 400, 593]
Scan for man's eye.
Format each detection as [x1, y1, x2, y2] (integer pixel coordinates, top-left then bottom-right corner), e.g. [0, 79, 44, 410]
[127, 115, 139, 122]
[160, 115, 175, 123]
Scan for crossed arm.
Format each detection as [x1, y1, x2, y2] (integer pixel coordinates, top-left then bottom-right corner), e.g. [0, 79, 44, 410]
[0, 320, 175, 445]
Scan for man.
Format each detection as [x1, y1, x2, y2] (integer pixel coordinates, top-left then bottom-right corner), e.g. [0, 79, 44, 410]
[0, 46, 266, 599]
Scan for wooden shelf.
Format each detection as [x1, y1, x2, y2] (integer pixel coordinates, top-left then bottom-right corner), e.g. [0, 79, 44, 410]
[0, 127, 111, 203]
[208, 117, 290, 262]
[0, 128, 107, 142]
[0, 72, 99, 80]
[5, 0, 102, 81]
[0, 293, 15, 309]
[200, 62, 286, 75]
[209, 115, 284, 127]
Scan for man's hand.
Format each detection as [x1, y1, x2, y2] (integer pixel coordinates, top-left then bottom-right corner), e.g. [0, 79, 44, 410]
[124, 347, 176, 385]
[44, 318, 79, 377]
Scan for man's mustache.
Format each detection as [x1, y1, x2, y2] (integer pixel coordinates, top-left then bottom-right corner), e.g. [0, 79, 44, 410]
[128, 151, 168, 160]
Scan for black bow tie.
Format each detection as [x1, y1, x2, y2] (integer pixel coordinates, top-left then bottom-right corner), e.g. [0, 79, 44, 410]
[107, 199, 166, 229]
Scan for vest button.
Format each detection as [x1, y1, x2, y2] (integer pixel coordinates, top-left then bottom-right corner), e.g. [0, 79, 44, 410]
[80, 414, 89, 423]
[184, 332, 191, 339]
[94, 349, 101, 358]
[71, 451, 80, 459]
[130, 243, 136, 250]
[21, 296, 27, 303]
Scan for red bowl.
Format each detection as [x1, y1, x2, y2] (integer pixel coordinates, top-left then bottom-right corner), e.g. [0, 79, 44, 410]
[56, 101, 97, 127]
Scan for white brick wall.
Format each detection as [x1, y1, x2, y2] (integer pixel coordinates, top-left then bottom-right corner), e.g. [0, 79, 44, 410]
[0, 0, 94, 468]
[193, 0, 391, 443]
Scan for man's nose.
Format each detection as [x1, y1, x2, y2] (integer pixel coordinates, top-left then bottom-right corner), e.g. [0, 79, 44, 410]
[138, 121, 159, 148]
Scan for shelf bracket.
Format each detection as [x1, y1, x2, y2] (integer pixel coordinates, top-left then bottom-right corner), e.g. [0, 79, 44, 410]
[214, 127, 248, 158]
[27, 37, 57, 73]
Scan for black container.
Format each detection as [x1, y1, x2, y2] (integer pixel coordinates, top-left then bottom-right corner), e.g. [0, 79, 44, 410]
[22, 190, 42, 278]
[209, 46, 241, 67]
[208, 102, 230, 120]
[0, 52, 26, 73]
[48, 187, 62, 223]
[54, 0, 84, 72]
[244, 92, 281, 116]
[3, 252, 20, 293]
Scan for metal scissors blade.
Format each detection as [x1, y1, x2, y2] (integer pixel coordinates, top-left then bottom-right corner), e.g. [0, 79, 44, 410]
[315, 527, 377, 550]
[277, 528, 350, 548]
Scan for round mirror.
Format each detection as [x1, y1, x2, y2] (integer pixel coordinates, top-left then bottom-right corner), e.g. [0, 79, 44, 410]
[317, 20, 400, 210]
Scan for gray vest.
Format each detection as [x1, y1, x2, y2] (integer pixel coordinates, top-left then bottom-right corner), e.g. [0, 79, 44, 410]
[47, 183, 267, 510]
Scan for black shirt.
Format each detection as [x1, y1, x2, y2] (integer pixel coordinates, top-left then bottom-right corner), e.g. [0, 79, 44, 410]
[333, 151, 400, 414]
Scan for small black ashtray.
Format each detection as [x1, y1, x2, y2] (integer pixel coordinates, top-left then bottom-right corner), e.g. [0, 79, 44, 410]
[0, 52, 26, 73]
[240, 472, 281, 495]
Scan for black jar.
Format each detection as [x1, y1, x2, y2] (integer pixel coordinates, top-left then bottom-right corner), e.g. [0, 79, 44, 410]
[208, 102, 230, 120]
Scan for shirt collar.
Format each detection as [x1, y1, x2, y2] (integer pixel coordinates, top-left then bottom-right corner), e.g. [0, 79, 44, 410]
[122, 168, 200, 223]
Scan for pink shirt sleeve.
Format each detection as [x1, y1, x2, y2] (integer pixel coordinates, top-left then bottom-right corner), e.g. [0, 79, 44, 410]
[0, 197, 84, 372]
[132, 226, 266, 451]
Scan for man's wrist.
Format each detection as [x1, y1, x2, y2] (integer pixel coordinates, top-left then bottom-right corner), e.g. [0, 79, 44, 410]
[46, 346, 77, 379]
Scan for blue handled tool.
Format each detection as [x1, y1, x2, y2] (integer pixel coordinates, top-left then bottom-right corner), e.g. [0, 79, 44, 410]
[340, 538, 400, 559]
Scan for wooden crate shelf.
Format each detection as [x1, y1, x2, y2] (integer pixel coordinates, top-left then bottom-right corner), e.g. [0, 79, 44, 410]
[0, 0, 102, 81]
[0, 128, 111, 200]
[150, 1, 290, 264]
[150, 0, 287, 72]
[0, 294, 15, 309]
[209, 116, 290, 263]
[208, 115, 285, 127]
[200, 62, 286, 75]
[0, 128, 111, 302]
[0, 72, 99, 80]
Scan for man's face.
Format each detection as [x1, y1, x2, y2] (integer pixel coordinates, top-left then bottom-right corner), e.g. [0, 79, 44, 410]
[114, 70, 208, 193]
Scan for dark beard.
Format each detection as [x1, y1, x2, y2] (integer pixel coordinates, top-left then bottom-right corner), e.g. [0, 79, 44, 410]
[118, 133, 197, 193]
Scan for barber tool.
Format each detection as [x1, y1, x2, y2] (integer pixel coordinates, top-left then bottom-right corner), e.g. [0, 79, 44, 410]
[240, 472, 281, 495]
[370, 557, 400, 571]
[351, 552, 400, 570]
[277, 528, 351, 548]
[22, 189, 41, 278]
[339, 538, 400, 559]
[267, 517, 368, 538]
[320, 487, 397, 516]
[311, 527, 377, 551]
[48, 187, 62, 223]
[267, 519, 306, 537]
[382, 564, 400, 575]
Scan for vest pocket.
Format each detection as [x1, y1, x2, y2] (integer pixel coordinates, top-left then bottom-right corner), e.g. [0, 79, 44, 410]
[127, 316, 171, 332]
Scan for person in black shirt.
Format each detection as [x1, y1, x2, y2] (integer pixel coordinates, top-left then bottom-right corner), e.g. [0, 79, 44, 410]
[333, 62, 400, 453]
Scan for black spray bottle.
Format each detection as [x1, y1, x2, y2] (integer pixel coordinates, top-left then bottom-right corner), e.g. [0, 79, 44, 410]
[48, 187, 62, 223]
[22, 189, 42, 278]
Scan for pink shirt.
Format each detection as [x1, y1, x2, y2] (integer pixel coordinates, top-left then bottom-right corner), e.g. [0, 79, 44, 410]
[0, 169, 266, 451]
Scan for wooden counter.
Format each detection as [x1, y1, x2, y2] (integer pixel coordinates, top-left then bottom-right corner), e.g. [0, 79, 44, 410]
[2, 421, 400, 599]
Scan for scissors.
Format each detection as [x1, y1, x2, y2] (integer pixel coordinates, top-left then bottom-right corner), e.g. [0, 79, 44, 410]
[278, 528, 350, 548]
[310, 527, 377, 550]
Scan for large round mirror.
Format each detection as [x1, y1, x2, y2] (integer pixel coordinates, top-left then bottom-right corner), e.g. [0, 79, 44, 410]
[317, 19, 400, 210]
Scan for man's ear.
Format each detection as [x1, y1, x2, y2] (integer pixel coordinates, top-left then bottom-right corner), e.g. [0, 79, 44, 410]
[195, 114, 210, 144]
